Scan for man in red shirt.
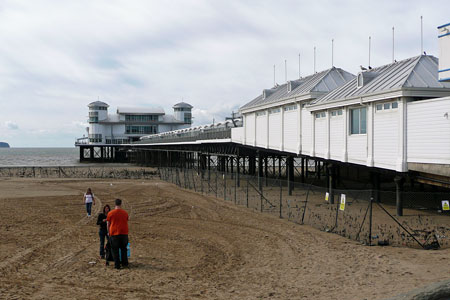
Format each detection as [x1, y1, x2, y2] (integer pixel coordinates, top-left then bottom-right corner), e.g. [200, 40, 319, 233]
[107, 198, 129, 269]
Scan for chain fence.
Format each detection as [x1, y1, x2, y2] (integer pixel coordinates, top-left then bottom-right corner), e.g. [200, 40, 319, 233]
[159, 167, 450, 249]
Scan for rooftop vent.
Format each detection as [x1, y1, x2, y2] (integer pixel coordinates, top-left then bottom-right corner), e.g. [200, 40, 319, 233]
[287, 80, 302, 93]
[262, 89, 275, 99]
[356, 71, 378, 88]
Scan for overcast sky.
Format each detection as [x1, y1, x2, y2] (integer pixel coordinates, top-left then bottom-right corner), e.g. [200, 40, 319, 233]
[0, 0, 449, 147]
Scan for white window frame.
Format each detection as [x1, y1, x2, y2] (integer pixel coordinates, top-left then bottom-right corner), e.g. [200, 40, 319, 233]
[350, 107, 367, 135]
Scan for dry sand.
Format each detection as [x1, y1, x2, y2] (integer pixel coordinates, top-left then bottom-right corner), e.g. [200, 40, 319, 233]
[0, 177, 449, 300]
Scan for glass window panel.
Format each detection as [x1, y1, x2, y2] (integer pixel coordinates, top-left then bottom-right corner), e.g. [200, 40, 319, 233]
[338, 110, 343, 115]
[392, 102, 398, 109]
[384, 103, 391, 110]
[321, 112, 326, 118]
[315, 113, 320, 118]
[351, 109, 360, 134]
[376, 104, 383, 111]
[360, 107, 367, 134]
[331, 111, 337, 116]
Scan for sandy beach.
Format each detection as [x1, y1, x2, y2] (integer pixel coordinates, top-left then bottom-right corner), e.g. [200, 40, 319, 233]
[1, 177, 449, 300]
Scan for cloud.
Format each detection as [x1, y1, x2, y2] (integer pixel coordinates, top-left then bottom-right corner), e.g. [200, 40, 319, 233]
[5, 121, 19, 130]
[0, 0, 449, 146]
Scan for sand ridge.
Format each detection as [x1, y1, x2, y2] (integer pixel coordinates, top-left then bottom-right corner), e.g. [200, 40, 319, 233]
[0, 178, 449, 299]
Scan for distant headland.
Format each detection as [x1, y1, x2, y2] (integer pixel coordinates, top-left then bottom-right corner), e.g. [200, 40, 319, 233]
[0, 142, 10, 148]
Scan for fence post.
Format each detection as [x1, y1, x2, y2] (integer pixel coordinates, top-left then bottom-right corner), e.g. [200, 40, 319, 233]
[279, 178, 282, 218]
[246, 175, 249, 208]
[223, 173, 226, 201]
[215, 171, 218, 198]
[369, 197, 373, 246]
[234, 169, 237, 204]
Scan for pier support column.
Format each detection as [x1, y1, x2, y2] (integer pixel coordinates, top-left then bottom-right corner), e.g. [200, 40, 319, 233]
[249, 156, 256, 175]
[272, 157, 276, 178]
[264, 156, 268, 187]
[236, 156, 240, 187]
[371, 172, 381, 203]
[287, 156, 294, 196]
[207, 155, 211, 180]
[395, 176, 405, 216]
[328, 164, 335, 204]
[301, 157, 305, 183]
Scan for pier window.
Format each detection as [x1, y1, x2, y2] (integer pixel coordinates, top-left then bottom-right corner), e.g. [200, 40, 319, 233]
[269, 107, 281, 114]
[375, 101, 399, 112]
[125, 114, 158, 122]
[284, 104, 297, 111]
[331, 109, 343, 117]
[315, 111, 326, 119]
[125, 125, 157, 134]
[88, 134, 102, 143]
[256, 111, 266, 117]
[350, 107, 366, 134]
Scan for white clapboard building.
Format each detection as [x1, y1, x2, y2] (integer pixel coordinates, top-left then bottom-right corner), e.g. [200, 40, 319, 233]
[232, 54, 450, 174]
[232, 67, 355, 153]
[86, 101, 193, 144]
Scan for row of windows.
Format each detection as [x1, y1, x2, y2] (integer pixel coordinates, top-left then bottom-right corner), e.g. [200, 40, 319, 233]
[88, 134, 102, 143]
[269, 108, 281, 114]
[315, 109, 343, 118]
[88, 117, 98, 123]
[89, 112, 98, 117]
[284, 104, 297, 111]
[256, 104, 299, 116]
[315, 112, 326, 118]
[125, 125, 157, 134]
[106, 139, 129, 144]
[314, 108, 366, 134]
[125, 115, 159, 122]
[90, 106, 107, 111]
[331, 109, 343, 116]
[174, 107, 191, 111]
[376, 101, 398, 111]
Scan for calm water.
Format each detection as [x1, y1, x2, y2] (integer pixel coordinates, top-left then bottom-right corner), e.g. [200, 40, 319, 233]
[0, 148, 81, 166]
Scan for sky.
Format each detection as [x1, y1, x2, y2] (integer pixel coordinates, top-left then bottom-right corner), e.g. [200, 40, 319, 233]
[0, 0, 449, 147]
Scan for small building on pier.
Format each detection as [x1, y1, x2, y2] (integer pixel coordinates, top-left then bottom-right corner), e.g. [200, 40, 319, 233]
[84, 101, 193, 145]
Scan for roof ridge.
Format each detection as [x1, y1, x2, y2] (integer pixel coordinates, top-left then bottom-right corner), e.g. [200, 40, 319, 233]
[400, 55, 431, 87]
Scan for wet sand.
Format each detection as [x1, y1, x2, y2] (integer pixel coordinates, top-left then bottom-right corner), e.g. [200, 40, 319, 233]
[0, 177, 449, 299]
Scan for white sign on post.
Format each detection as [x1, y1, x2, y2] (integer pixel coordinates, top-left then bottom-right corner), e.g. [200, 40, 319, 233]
[325, 192, 329, 202]
[442, 200, 450, 211]
[339, 194, 346, 211]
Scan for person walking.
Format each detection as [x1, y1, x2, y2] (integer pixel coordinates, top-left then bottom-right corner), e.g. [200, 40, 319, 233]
[83, 188, 96, 217]
[97, 204, 110, 259]
[107, 198, 129, 269]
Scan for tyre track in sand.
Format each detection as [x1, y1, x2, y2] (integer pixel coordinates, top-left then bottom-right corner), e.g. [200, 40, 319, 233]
[0, 194, 103, 275]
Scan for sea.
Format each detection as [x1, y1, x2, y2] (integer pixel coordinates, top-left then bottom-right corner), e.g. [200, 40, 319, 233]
[0, 148, 82, 167]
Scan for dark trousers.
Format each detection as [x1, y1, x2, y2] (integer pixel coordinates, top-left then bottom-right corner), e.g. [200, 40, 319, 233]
[86, 202, 92, 215]
[99, 229, 107, 256]
[110, 234, 128, 269]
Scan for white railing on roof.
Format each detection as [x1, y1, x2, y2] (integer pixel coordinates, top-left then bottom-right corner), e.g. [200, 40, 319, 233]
[137, 119, 242, 144]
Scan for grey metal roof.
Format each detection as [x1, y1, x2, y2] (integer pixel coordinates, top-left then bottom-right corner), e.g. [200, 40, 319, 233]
[88, 101, 109, 107]
[240, 67, 355, 111]
[116, 107, 165, 115]
[311, 55, 450, 106]
[173, 102, 193, 109]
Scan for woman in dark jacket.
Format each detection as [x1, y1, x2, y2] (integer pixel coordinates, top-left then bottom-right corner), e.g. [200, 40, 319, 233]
[97, 204, 111, 259]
